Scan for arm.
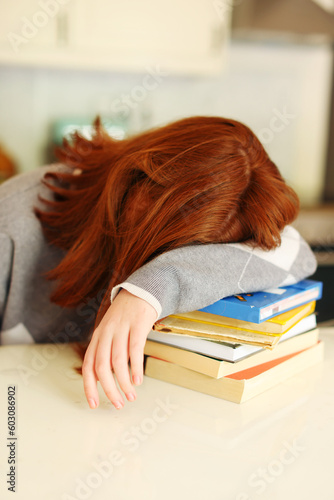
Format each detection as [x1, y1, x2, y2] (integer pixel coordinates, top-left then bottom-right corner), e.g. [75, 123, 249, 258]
[0, 233, 14, 333]
[83, 226, 316, 410]
[112, 226, 317, 319]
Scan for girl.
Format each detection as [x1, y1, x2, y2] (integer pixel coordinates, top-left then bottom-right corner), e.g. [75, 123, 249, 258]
[0, 116, 316, 410]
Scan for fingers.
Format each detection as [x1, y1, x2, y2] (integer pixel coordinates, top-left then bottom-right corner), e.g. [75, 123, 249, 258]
[82, 290, 157, 410]
[82, 337, 100, 410]
[129, 328, 146, 386]
[110, 332, 137, 403]
[95, 329, 128, 409]
[82, 328, 123, 410]
[83, 325, 138, 410]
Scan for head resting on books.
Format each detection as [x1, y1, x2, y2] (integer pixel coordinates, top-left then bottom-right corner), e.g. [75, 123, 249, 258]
[35, 115, 299, 324]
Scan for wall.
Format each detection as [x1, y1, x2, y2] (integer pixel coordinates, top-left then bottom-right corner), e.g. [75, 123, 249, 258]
[0, 38, 332, 205]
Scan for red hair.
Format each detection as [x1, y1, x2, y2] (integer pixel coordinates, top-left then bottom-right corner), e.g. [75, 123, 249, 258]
[35, 116, 299, 327]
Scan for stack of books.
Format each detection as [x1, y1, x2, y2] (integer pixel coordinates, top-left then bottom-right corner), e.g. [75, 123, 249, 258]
[144, 279, 324, 403]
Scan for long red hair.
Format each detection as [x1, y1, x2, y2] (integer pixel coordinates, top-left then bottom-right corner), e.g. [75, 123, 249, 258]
[35, 115, 299, 327]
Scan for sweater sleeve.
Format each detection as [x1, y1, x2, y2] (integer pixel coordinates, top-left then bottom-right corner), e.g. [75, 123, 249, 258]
[111, 226, 317, 319]
[0, 233, 14, 329]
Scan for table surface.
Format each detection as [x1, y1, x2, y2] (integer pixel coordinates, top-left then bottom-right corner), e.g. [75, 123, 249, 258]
[0, 327, 333, 500]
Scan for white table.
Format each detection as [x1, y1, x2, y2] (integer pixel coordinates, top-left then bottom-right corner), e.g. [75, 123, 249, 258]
[0, 327, 333, 500]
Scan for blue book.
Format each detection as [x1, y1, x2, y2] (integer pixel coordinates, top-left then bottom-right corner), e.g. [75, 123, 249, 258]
[199, 279, 323, 323]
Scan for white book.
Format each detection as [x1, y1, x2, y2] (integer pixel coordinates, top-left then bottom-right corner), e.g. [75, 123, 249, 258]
[147, 313, 317, 362]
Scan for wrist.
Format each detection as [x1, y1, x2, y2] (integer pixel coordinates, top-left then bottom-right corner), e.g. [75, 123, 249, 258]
[111, 282, 160, 320]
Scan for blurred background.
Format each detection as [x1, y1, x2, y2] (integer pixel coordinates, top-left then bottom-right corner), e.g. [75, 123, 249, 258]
[0, 0, 333, 320]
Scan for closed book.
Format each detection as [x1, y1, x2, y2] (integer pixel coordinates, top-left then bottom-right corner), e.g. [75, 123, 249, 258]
[153, 310, 318, 349]
[144, 341, 324, 403]
[148, 313, 317, 362]
[167, 301, 316, 335]
[154, 302, 316, 348]
[199, 279, 322, 323]
[144, 328, 319, 378]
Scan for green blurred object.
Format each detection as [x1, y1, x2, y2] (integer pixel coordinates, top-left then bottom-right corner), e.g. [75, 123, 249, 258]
[45, 116, 130, 165]
[51, 116, 129, 146]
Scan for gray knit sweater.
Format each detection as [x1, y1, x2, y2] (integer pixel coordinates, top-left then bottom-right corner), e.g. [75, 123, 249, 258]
[0, 165, 317, 345]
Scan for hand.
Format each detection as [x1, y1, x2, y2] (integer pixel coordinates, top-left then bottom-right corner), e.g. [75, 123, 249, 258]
[82, 289, 157, 410]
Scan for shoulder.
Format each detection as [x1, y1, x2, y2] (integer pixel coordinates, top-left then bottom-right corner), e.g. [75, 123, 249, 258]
[0, 164, 67, 228]
[0, 163, 66, 202]
[0, 163, 66, 218]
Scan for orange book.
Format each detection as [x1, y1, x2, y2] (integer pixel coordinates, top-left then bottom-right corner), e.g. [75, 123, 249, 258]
[145, 341, 324, 403]
[227, 349, 308, 380]
[144, 328, 319, 378]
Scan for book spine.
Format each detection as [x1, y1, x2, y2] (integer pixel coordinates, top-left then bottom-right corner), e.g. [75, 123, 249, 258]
[200, 300, 261, 323]
[200, 284, 322, 323]
[259, 286, 322, 320]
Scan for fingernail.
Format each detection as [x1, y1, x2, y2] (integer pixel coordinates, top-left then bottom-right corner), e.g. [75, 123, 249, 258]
[88, 398, 97, 409]
[113, 401, 124, 410]
[133, 375, 142, 386]
[126, 393, 136, 402]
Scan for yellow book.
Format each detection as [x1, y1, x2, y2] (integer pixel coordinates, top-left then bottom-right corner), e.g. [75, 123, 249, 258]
[153, 302, 316, 348]
[166, 301, 316, 334]
[144, 328, 319, 378]
[144, 341, 324, 404]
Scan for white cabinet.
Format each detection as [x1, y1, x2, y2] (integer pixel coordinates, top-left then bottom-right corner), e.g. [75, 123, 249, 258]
[0, 0, 230, 75]
[0, 0, 58, 50]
